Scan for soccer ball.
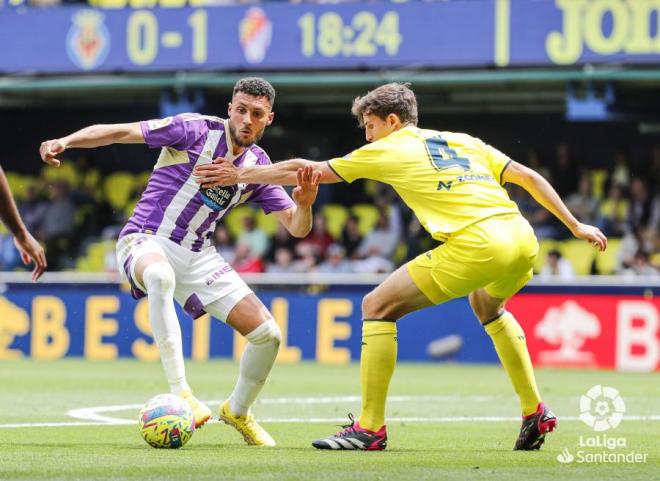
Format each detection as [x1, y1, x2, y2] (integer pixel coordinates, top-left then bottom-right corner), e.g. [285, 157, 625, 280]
[138, 394, 195, 449]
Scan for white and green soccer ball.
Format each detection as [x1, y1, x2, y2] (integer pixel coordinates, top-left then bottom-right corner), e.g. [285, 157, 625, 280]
[138, 394, 195, 449]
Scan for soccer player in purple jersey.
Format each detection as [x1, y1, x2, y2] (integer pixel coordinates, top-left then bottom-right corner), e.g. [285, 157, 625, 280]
[39, 77, 320, 446]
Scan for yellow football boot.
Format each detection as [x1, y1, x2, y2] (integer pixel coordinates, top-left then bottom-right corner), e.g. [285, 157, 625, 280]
[180, 391, 212, 429]
[219, 400, 276, 446]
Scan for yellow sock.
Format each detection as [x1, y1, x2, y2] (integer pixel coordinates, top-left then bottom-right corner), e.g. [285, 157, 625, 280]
[485, 311, 541, 416]
[358, 320, 397, 432]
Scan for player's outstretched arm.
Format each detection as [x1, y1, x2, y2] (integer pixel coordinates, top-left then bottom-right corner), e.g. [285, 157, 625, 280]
[39, 122, 145, 167]
[194, 158, 340, 188]
[503, 161, 607, 251]
[274, 165, 321, 237]
[0, 166, 47, 280]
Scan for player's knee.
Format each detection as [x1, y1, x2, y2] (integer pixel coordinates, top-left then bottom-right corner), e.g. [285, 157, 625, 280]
[469, 292, 499, 324]
[472, 304, 495, 325]
[361, 291, 379, 318]
[362, 291, 396, 320]
[468, 293, 484, 320]
[143, 262, 176, 296]
[247, 319, 281, 347]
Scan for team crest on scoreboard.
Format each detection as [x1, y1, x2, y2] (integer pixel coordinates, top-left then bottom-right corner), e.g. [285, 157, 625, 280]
[239, 7, 272, 64]
[66, 10, 110, 71]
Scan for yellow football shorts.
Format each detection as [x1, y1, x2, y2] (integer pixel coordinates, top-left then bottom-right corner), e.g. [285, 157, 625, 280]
[407, 214, 539, 303]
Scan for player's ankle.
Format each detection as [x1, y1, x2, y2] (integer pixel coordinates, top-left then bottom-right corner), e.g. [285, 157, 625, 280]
[356, 420, 383, 434]
[171, 383, 192, 397]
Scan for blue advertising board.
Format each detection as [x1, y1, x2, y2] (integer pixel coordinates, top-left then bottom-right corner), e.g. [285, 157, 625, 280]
[0, 282, 496, 363]
[0, 0, 658, 74]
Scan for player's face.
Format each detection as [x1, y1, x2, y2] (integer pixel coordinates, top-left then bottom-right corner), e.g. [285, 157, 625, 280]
[228, 92, 274, 148]
[362, 113, 397, 143]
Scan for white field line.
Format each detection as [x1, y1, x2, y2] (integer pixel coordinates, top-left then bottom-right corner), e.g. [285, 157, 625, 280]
[65, 395, 500, 424]
[0, 395, 658, 429]
[2, 416, 660, 429]
[258, 395, 498, 404]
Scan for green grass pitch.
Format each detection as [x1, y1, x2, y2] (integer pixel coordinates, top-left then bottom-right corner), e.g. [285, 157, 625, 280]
[1, 360, 658, 480]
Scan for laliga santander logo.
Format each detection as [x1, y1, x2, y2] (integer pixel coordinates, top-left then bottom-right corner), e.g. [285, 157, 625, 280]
[557, 385, 648, 465]
[579, 385, 626, 432]
[239, 7, 272, 64]
[66, 10, 110, 71]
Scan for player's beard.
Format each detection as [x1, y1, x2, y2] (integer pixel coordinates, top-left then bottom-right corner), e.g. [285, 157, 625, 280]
[229, 122, 266, 148]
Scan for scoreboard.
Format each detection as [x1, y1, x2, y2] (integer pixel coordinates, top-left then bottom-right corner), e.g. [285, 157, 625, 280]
[1, 0, 659, 74]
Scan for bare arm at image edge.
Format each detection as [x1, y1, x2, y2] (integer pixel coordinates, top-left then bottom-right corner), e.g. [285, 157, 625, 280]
[0, 166, 47, 280]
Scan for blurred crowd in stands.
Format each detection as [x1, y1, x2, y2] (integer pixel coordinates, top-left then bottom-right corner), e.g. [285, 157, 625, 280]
[0, 142, 658, 277]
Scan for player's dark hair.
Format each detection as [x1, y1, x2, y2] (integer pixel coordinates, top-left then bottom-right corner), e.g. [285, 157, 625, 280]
[233, 77, 276, 106]
[351, 83, 418, 128]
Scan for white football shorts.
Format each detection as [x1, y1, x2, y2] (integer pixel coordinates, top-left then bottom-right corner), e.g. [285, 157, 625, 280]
[116, 233, 252, 321]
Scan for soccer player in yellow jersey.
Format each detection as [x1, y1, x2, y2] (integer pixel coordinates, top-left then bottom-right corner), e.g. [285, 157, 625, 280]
[194, 83, 608, 451]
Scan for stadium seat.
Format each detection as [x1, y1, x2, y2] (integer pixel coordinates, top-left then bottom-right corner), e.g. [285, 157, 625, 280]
[88, 0, 126, 8]
[74, 257, 91, 272]
[123, 198, 139, 221]
[103, 172, 135, 211]
[256, 209, 279, 236]
[652, 251, 660, 268]
[594, 238, 622, 275]
[560, 239, 596, 275]
[225, 205, 255, 239]
[4, 172, 31, 201]
[75, 240, 113, 272]
[590, 169, 608, 200]
[393, 241, 408, 265]
[321, 204, 349, 239]
[350, 204, 380, 236]
[121, 172, 152, 219]
[136, 171, 152, 188]
[74, 204, 94, 229]
[533, 239, 559, 273]
[89, 241, 111, 272]
[80, 169, 101, 193]
[363, 179, 379, 198]
[42, 162, 79, 187]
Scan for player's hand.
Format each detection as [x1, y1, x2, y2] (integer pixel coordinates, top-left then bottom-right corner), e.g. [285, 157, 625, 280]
[571, 222, 608, 252]
[193, 157, 239, 188]
[292, 165, 321, 208]
[39, 139, 67, 167]
[13, 231, 47, 281]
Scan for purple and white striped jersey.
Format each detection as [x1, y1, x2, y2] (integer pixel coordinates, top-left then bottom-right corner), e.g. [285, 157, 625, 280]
[119, 113, 295, 252]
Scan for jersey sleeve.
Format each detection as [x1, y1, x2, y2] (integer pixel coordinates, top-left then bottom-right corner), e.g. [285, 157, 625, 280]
[140, 114, 202, 151]
[249, 185, 296, 214]
[481, 141, 513, 185]
[328, 141, 387, 183]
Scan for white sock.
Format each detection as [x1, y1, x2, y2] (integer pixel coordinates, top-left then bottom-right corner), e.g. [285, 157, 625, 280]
[142, 261, 190, 396]
[228, 320, 281, 416]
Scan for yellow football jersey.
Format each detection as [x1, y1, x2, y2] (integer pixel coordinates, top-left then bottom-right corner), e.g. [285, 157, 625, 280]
[328, 126, 520, 242]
